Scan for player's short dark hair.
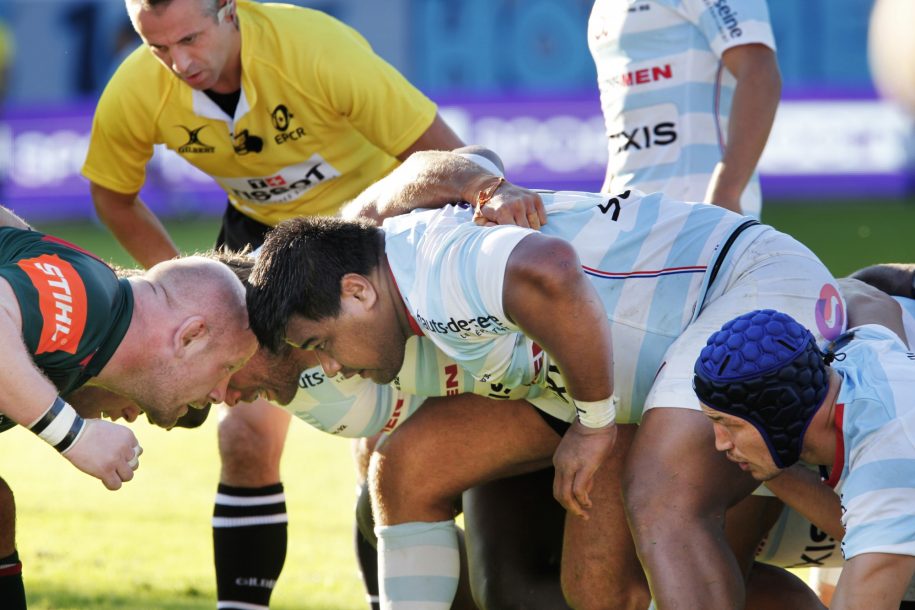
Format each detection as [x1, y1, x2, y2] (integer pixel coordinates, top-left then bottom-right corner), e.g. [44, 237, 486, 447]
[205, 247, 255, 284]
[247, 216, 383, 351]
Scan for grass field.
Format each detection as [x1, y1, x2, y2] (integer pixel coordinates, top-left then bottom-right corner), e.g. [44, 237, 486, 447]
[3, 198, 914, 609]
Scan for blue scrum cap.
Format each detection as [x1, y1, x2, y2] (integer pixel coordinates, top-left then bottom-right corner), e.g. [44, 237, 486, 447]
[692, 309, 830, 468]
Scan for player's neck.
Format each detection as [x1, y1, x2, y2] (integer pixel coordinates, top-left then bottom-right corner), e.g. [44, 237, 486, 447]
[375, 253, 412, 341]
[100, 279, 167, 383]
[799, 369, 843, 466]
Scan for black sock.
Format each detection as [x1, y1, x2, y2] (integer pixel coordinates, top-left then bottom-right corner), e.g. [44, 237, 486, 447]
[0, 550, 26, 610]
[354, 521, 380, 610]
[213, 483, 287, 609]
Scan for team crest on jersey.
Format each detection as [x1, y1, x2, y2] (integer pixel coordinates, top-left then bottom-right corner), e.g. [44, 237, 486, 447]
[270, 104, 306, 145]
[176, 125, 215, 154]
[17, 254, 88, 355]
[271, 105, 293, 131]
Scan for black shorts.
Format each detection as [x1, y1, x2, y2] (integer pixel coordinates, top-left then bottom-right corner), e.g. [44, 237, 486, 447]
[215, 202, 274, 252]
[536, 408, 572, 436]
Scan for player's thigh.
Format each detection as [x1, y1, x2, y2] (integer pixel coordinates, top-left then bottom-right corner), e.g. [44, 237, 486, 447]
[746, 563, 826, 610]
[562, 424, 647, 604]
[624, 407, 758, 519]
[217, 397, 292, 484]
[463, 468, 570, 610]
[370, 395, 560, 523]
[462, 468, 565, 581]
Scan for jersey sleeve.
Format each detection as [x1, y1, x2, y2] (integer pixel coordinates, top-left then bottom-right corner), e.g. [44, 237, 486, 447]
[81, 49, 160, 194]
[840, 426, 915, 559]
[309, 16, 437, 159]
[680, 0, 776, 57]
[284, 365, 425, 438]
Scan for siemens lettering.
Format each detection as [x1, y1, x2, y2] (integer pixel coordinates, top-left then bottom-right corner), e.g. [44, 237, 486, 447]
[413, 312, 508, 336]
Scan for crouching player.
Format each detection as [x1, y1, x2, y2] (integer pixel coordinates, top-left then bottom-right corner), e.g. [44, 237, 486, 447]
[694, 308, 915, 610]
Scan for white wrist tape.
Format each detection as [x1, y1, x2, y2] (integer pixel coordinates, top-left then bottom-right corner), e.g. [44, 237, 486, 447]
[574, 395, 618, 429]
[28, 397, 86, 454]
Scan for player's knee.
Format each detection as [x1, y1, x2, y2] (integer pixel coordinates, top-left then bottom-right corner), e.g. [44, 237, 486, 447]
[562, 564, 648, 610]
[218, 410, 286, 484]
[621, 462, 662, 522]
[368, 452, 456, 523]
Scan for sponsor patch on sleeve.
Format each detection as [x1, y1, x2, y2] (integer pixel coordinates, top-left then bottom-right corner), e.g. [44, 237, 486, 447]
[16, 254, 88, 355]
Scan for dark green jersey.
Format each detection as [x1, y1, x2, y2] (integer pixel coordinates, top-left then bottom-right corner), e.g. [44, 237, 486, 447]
[0, 227, 133, 431]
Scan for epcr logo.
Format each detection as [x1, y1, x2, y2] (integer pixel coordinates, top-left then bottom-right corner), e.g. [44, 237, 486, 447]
[815, 283, 845, 341]
[271, 105, 292, 131]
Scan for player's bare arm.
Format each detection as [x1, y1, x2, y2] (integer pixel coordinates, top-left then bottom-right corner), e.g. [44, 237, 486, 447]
[502, 232, 616, 519]
[90, 182, 180, 269]
[342, 147, 546, 228]
[0, 277, 140, 490]
[840, 277, 907, 342]
[831, 553, 915, 610]
[849, 263, 915, 299]
[705, 43, 781, 212]
[394, 113, 464, 162]
[762, 464, 844, 542]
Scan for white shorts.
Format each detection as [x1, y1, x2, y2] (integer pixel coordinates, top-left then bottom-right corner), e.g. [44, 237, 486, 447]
[644, 226, 846, 413]
[756, 506, 843, 569]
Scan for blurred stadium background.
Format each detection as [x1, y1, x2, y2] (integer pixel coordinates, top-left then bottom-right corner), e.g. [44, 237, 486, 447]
[0, 0, 913, 608]
[2, 0, 915, 221]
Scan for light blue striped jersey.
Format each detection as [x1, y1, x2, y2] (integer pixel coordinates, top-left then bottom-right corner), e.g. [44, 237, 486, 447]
[824, 324, 915, 559]
[588, 0, 775, 217]
[382, 189, 751, 423]
[283, 335, 539, 438]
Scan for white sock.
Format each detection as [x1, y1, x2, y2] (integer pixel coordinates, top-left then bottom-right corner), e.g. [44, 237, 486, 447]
[376, 520, 460, 610]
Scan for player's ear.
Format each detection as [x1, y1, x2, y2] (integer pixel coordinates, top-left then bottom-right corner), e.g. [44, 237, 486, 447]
[340, 273, 377, 311]
[174, 315, 208, 355]
[216, 0, 235, 24]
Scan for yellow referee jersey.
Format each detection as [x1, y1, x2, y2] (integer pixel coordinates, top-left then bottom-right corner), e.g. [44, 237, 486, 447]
[82, 1, 437, 225]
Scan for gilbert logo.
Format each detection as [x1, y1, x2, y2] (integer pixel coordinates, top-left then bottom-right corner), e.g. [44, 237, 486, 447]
[17, 254, 88, 354]
[177, 125, 215, 153]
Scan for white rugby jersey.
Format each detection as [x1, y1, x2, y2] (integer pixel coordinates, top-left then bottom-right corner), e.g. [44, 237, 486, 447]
[823, 325, 915, 560]
[283, 335, 540, 438]
[382, 189, 752, 423]
[588, 0, 775, 217]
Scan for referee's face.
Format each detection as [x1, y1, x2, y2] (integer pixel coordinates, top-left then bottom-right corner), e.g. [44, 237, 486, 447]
[131, 0, 239, 92]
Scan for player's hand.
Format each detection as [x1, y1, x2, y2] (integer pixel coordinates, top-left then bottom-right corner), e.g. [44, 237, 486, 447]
[62, 419, 142, 491]
[473, 182, 547, 229]
[552, 420, 617, 519]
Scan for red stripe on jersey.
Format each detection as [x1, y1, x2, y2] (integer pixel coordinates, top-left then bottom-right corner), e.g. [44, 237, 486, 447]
[17, 254, 89, 355]
[531, 342, 544, 379]
[41, 235, 105, 263]
[825, 403, 845, 489]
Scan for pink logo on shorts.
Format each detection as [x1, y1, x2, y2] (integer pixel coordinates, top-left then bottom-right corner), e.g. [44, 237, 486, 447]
[815, 284, 845, 340]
